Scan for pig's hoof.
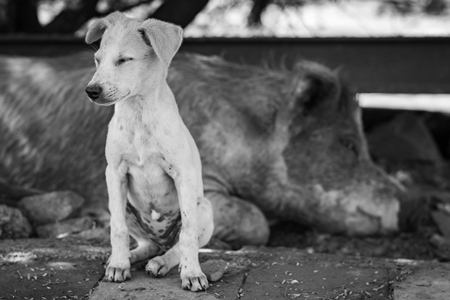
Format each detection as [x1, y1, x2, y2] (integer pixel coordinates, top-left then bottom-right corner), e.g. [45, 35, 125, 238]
[181, 270, 209, 291]
[146, 256, 170, 277]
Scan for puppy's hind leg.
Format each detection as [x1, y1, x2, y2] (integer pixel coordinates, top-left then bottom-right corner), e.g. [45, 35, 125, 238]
[127, 217, 162, 263]
[146, 243, 180, 278]
[130, 238, 161, 264]
[146, 196, 213, 291]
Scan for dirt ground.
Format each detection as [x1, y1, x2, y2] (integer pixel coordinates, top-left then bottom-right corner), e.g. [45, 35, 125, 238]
[269, 222, 437, 260]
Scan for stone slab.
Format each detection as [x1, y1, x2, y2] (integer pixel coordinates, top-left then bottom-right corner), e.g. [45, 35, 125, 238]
[1, 240, 450, 300]
[0, 257, 103, 300]
[235, 248, 392, 300]
[0, 238, 108, 300]
[88, 248, 398, 300]
[90, 271, 218, 300]
[89, 256, 246, 300]
[394, 264, 450, 300]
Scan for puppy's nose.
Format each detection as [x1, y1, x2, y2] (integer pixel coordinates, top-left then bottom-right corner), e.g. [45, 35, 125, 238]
[85, 85, 103, 100]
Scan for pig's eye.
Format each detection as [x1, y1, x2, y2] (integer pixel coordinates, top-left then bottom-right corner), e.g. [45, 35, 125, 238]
[117, 57, 133, 66]
[339, 137, 358, 157]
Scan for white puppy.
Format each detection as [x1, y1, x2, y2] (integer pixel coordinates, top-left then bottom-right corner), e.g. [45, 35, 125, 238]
[84, 12, 214, 291]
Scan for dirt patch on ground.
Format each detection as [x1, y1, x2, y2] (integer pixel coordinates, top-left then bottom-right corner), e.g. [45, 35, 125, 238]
[269, 222, 437, 260]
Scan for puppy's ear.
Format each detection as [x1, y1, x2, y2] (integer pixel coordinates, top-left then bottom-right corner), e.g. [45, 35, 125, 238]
[138, 19, 183, 68]
[86, 12, 127, 44]
[85, 18, 110, 44]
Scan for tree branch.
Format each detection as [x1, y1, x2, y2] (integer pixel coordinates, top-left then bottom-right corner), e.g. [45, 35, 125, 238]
[96, 0, 157, 17]
[43, 0, 100, 34]
[149, 0, 210, 28]
[248, 0, 271, 26]
[6, 0, 42, 33]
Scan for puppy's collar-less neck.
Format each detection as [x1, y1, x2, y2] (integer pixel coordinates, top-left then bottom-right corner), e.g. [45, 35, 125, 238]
[114, 81, 179, 124]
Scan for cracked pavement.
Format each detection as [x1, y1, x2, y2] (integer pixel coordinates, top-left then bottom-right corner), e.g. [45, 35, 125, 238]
[1, 238, 450, 299]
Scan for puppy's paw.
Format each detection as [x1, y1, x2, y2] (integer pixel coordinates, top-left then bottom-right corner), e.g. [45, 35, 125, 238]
[180, 267, 209, 291]
[145, 256, 171, 277]
[105, 256, 131, 282]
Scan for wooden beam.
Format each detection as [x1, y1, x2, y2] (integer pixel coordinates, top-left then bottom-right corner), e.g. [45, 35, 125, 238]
[0, 37, 449, 94]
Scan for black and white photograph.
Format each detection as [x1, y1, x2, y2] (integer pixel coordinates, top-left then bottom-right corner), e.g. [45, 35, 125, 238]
[0, 0, 449, 299]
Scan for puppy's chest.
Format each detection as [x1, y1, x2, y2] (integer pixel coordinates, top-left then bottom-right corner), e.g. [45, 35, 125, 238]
[108, 117, 165, 166]
[109, 118, 178, 208]
[118, 119, 158, 153]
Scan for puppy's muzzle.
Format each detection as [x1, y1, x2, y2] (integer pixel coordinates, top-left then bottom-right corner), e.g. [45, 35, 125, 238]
[85, 84, 103, 100]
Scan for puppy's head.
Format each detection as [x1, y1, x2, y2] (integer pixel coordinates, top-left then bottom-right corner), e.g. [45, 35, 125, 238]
[84, 12, 183, 106]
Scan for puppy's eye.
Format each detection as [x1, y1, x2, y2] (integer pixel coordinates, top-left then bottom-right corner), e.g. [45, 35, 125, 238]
[117, 57, 133, 66]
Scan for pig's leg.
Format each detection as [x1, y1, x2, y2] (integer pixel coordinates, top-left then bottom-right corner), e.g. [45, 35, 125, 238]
[206, 192, 269, 246]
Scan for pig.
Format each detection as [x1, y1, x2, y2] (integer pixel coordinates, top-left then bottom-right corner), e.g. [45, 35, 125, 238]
[0, 51, 405, 246]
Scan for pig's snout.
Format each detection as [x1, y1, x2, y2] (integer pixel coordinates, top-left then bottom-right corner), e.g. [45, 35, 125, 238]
[85, 84, 103, 100]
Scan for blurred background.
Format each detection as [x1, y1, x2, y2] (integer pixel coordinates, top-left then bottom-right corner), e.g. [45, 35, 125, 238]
[1, 0, 450, 260]
[1, 0, 450, 37]
[1, 0, 449, 113]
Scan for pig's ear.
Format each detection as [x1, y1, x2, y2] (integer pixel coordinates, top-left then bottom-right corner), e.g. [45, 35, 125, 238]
[294, 61, 342, 114]
[85, 18, 110, 44]
[138, 19, 183, 68]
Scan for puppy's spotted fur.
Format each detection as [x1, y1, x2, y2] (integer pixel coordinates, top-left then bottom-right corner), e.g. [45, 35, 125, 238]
[85, 12, 214, 291]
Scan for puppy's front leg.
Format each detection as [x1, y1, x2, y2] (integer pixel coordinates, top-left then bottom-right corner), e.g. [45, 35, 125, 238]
[105, 165, 131, 282]
[174, 167, 208, 291]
